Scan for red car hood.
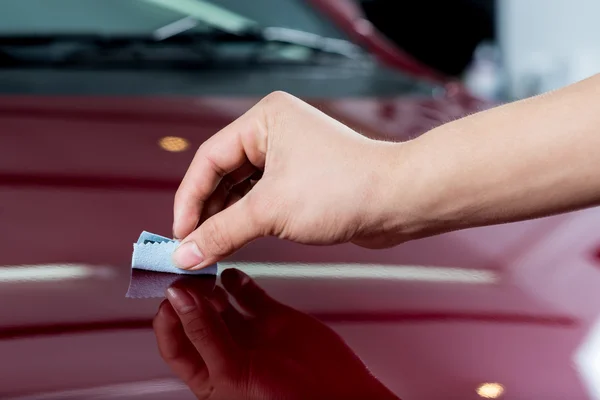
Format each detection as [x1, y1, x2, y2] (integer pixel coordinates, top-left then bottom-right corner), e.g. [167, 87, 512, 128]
[1, 96, 600, 400]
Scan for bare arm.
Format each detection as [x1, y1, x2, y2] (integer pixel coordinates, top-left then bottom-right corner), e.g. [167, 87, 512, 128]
[171, 78, 600, 270]
[391, 74, 600, 238]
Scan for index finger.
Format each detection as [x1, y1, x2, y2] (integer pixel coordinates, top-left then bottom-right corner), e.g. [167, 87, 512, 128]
[153, 301, 210, 389]
[166, 286, 240, 378]
[173, 101, 269, 239]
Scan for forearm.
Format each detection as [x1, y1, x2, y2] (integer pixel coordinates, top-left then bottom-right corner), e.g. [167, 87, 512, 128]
[388, 74, 600, 238]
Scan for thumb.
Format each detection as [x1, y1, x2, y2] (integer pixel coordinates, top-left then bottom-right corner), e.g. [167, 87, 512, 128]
[172, 197, 263, 270]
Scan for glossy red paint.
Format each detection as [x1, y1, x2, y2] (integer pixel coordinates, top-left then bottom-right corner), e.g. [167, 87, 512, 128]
[0, 311, 576, 341]
[2, 94, 600, 400]
[0, 172, 179, 191]
[593, 246, 600, 264]
[0, 5, 598, 396]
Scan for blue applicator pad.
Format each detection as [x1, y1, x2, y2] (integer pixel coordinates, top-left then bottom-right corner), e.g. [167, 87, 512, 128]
[126, 231, 217, 298]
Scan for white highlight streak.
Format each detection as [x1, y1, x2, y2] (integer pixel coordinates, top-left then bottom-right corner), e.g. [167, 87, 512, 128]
[0, 264, 105, 283]
[219, 262, 499, 284]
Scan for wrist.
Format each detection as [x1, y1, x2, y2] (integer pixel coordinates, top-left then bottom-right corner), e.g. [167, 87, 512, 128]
[366, 136, 452, 242]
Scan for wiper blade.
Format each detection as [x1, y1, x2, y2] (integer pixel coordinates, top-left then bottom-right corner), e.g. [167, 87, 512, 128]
[0, 29, 359, 54]
[0, 31, 252, 47]
[152, 16, 361, 59]
[259, 27, 361, 59]
[0, 25, 363, 69]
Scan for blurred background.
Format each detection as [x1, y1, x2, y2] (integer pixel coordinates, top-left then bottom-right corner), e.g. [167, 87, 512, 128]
[4, 0, 600, 100]
[2, 1, 600, 399]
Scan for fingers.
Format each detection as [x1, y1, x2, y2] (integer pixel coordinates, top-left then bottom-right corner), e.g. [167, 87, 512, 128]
[165, 285, 240, 379]
[209, 285, 250, 345]
[199, 162, 258, 225]
[208, 285, 230, 313]
[173, 99, 271, 239]
[172, 195, 266, 270]
[153, 301, 211, 392]
[220, 268, 286, 317]
[224, 179, 254, 209]
[171, 275, 217, 297]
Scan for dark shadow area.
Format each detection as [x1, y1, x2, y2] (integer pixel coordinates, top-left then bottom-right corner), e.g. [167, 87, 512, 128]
[360, 0, 496, 76]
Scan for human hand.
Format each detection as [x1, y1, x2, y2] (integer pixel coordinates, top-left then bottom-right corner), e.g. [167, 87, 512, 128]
[172, 91, 417, 270]
[153, 268, 399, 400]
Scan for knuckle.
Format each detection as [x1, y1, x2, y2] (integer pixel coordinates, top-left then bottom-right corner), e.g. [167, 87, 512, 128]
[194, 140, 210, 161]
[158, 346, 179, 363]
[200, 218, 232, 256]
[193, 386, 215, 400]
[196, 141, 227, 179]
[261, 90, 293, 106]
[184, 316, 213, 345]
[257, 91, 294, 135]
[205, 149, 228, 179]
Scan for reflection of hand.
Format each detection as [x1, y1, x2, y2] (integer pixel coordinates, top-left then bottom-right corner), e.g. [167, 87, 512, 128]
[153, 268, 399, 400]
[172, 92, 416, 270]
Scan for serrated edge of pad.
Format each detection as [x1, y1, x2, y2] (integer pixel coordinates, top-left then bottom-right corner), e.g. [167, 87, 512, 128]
[133, 241, 179, 248]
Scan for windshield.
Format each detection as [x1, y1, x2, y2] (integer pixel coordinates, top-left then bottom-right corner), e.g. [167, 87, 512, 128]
[0, 0, 437, 97]
[0, 0, 348, 39]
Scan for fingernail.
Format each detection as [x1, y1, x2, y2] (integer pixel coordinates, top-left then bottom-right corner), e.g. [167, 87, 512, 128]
[222, 268, 250, 292]
[166, 287, 196, 314]
[172, 241, 204, 269]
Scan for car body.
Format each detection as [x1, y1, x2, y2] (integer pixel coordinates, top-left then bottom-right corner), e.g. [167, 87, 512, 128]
[1, 1, 599, 400]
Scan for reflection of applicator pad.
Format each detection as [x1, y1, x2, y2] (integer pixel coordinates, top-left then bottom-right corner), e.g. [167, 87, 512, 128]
[126, 231, 217, 298]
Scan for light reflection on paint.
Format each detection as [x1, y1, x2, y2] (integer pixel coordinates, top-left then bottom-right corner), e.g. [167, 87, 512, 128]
[0, 264, 111, 283]
[576, 317, 600, 400]
[477, 383, 505, 398]
[158, 136, 189, 152]
[3, 378, 186, 400]
[219, 262, 499, 284]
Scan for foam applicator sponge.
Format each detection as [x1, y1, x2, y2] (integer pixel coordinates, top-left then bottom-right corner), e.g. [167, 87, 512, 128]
[126, 231, 217, 298]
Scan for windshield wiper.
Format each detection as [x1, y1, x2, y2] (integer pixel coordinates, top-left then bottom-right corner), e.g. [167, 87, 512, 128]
[153, 16, 361, 59]
[0, 26, 363, 69]
[142, 0, 360, 58]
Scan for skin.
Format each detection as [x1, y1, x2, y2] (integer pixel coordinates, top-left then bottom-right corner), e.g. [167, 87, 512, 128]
[160, 75, 600, 398]
[172, 77, 600, 269]
[154, 269, 399, 400]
